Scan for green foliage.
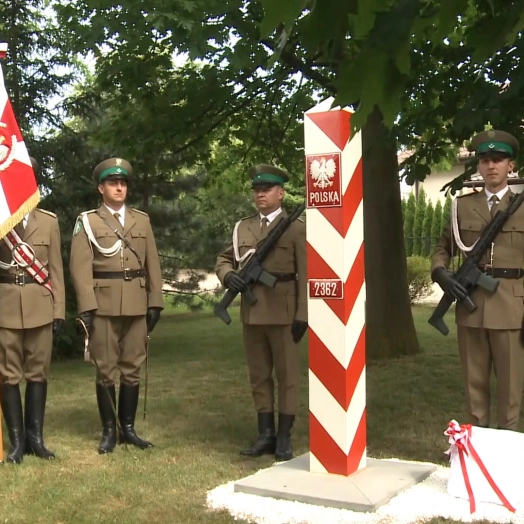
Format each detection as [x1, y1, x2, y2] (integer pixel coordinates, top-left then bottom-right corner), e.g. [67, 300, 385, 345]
[412, 187, 427, 257]
[406, 256, 433, 305]
[442, 194, 453, 235]
[431, 200, 443, 253]
[421, 200, 434, 256]
[403, 192, 416, 256]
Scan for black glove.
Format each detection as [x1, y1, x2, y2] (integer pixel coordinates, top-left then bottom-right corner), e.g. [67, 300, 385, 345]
[76, 310, 95, 337]
[146, 307, 161, 334]
[52, 319, 64, 337]
[291, 320, 308, 343]
[224, 271, 247, 294]
[431, 267, 468, 301]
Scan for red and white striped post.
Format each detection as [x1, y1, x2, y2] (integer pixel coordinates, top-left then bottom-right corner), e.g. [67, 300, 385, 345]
[304, 98, 366, 476]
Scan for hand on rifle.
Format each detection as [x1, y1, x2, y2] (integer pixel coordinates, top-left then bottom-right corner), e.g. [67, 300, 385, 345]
[52, 318, 64, 337]
[146, 307, 161, 333]
[291, 320, 308, 343]
[76, 310, 95, 337]
[224, 271, 247, 294]
[431, 267, 468, 301]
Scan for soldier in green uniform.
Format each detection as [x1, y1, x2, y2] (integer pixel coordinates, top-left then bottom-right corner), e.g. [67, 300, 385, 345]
[69, 158, 164, 454]
[431, 129, 524, 430]
[215, 164, 308, 461]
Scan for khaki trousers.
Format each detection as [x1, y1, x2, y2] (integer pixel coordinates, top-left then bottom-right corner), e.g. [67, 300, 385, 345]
[90, 315, 147, 386]
[242, 324, 301, 415]
[0, 324, 53, 384]
[457, 326, 524, 429]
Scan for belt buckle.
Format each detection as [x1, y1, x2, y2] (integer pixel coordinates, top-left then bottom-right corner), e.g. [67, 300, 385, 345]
[15, 271, 25, 286]
[123, 268, 133, 281]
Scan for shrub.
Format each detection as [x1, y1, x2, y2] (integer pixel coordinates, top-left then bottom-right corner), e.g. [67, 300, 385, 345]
[406, 256, 433, 304]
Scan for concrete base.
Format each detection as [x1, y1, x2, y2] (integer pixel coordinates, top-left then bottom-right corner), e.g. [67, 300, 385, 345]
[234, 453, 436, 512]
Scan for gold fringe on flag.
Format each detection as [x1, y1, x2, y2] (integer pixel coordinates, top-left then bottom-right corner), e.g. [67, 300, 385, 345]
[0, 188, 40, 240]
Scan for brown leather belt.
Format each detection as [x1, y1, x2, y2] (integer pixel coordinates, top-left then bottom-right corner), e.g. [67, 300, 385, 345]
[477, 266, 524, 279]
[269, 272, 296, 282]
[0, 274, 38, 285]
[93, 269, 145, 281]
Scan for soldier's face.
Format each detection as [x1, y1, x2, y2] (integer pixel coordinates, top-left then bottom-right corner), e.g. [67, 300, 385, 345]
[253, 185, 284, 213]
[98, 178, 128, 206]
[478, 153, 514, 191]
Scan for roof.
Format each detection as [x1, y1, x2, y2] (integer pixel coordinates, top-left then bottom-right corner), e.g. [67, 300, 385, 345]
[397, 146, 475, 165]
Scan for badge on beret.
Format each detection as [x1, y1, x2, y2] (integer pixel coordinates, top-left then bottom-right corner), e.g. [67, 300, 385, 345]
[73, 218, 83, 236]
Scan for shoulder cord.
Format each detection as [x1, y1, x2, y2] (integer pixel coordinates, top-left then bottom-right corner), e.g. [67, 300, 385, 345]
[232, 219, 255, 269]
[81, 213, 121, 257]
[451, 198, 477, 254]
[99, 215, 144, 270]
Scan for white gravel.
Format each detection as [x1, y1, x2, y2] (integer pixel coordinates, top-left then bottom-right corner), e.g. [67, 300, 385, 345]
[206, 458, 523, 524]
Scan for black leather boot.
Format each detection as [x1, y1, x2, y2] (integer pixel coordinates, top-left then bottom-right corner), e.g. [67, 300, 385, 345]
[24, 381, 55, 460]
[240, 412, 276, 457]
[96, 383, 117, 454]
[1, 384, 25, 463]
[118, 383, 153, 449]
[275, 414, 295, 461]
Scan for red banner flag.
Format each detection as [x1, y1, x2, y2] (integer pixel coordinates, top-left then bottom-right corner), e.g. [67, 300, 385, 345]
[0, 42, 40, 238]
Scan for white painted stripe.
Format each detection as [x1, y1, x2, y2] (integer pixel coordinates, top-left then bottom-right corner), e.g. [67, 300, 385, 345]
[340, 129, 362, 195]
[345, 365, 366, 453]
[306, 209, 345, 278]
[0, 64, 7, 117]
[304, 97, 338, 114]
[358, 449, 367, 471]
[0, 179, 12, 220]
[308, 298, 347, 367]
[304, 118, 341, 156]
[309, 452, 329, 474]
[342, 201, 364, 282]
[343, 282, 366, 367]
[309, 370, 365, 454]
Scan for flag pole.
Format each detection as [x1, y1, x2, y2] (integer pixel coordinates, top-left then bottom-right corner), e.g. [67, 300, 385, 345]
[0, 42, 7, 463]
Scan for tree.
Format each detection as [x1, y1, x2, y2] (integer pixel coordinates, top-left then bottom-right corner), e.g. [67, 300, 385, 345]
[422, 201, 434, 257]
[413, 188, 427, 258]
[442, 194, 453, 236]
[431, 200, 443, 252]
[403, 193, 416, 256]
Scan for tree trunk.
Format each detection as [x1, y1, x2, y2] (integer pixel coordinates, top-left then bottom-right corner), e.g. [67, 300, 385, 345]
[362, 106, 420, 359]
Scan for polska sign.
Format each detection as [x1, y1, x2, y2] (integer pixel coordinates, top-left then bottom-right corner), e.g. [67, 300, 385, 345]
[305, 152, 342, 208]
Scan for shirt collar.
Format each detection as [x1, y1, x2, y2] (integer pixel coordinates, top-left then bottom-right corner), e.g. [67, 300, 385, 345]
[104, 204, 126, 218]
[260, 207, 282, 224]
[485, 186, 509, 201]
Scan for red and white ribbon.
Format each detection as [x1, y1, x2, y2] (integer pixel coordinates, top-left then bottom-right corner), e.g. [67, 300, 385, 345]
[2, 228, 53, 295]
[444, 419, 516, 514]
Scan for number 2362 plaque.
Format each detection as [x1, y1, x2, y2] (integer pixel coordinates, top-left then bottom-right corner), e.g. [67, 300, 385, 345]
[308, 279, 343, 300]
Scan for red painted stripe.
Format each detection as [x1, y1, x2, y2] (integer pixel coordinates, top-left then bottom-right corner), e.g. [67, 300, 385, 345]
[306, 242, 339, 280]
[309, 326, 366, 410]
[327, 243, 365, 324]
[310, 411, 366, 476]
[318, 157, 363, 238]
[1, 99, 24, 142]
[306, 110, 351, 151]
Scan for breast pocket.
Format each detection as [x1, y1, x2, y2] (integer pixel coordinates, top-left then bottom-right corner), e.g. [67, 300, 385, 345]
[32, 236, 50, 263]
[501, 222, 524, 249]
[459, 220, 483, 248]
[238, 237, 255, 259]
[95, 228, 119, 250]
[129, 229, 147, 256]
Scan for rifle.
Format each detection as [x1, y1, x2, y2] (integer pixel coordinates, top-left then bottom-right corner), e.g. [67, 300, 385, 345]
[214, 201, 306, 325]
[428, 189, 524, 335]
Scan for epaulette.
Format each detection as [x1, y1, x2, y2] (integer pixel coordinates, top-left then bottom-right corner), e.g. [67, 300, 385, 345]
[457, 192, 476, 198]
[35, 208, 56, 218]
[131, 208, 148, 216]
[240, 214, 257, 221]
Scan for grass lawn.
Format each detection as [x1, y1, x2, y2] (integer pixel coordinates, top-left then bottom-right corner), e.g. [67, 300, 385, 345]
[0, 303, 508, 523]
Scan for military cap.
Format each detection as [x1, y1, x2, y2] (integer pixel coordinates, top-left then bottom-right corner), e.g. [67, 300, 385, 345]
[248, 164, 289, 187]
[29, 157, 38, 173]
[469, 129, 520, 159]
[93, 157, 132, 184]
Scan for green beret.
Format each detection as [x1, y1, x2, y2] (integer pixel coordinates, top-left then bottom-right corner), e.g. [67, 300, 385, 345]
[469, 129, 520, 159]
[29, 157, 38, 173]
[93, 157, 132, 184]
[248, 164, 289, 187]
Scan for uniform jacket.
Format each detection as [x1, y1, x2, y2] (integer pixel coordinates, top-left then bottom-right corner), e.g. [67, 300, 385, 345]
[0, 208, 65, 329]
[215, 209, 307, 325]
[431, 188, 524, 329]
[69, 204, 164, 316]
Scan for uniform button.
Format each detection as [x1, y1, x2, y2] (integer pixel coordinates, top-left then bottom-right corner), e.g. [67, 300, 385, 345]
[125, 257, 129, 261]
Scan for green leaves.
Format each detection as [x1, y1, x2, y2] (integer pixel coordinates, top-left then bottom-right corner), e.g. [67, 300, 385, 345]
[258, 0, 308, 38]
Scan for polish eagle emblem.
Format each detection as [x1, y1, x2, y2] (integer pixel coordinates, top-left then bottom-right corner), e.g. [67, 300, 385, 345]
[0, 122, 17, 171]
[310, 156, 336, 189]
